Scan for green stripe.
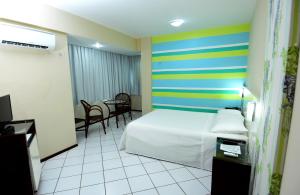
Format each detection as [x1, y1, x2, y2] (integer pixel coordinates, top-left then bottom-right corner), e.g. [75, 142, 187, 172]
[152, 24, 250, 43]
[152, 50, 248, 62]
[152, 105, 218, 113]
[152, 45, 249, 57]
[152, 72, 247, 80]
[152, 92, 241, 100]
[152, 68, 247, 75]
[152, 89, 240, 94]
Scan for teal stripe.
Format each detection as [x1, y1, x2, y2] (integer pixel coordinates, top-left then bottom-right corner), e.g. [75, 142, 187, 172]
[152, 68, 247, 75]
[152, 45, 249, 57]
[152, 105, 218, 113]
[152, 89, 240, 94]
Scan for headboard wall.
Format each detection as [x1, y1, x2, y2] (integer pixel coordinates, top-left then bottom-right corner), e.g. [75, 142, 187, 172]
[152, 24, 250, 113]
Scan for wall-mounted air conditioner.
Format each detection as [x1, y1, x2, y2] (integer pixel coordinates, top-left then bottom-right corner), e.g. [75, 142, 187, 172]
[0, 23, 55, 50]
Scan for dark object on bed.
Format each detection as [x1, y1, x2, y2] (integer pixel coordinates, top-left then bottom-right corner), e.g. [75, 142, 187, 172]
[211, 137, 251, 195]
[80, 100, 106, 138]
[225, 107, 241, 111]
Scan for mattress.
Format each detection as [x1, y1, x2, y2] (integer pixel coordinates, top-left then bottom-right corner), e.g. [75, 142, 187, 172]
[119, 109, 248, 170]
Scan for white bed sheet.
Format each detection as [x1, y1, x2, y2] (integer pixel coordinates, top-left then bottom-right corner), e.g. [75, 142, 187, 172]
[119, 109, 247, 170]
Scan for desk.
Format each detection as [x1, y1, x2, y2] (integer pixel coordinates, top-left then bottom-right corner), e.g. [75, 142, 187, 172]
[0, 120, 41, 195]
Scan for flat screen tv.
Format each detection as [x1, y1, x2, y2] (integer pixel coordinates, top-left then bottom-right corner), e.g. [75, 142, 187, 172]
[0, 95, 13, 129]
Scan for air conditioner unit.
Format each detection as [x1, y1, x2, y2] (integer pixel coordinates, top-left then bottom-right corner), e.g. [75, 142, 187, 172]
[0, 23, 55, 50]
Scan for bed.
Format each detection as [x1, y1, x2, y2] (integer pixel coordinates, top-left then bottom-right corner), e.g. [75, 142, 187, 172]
[119, 109, 248, 170]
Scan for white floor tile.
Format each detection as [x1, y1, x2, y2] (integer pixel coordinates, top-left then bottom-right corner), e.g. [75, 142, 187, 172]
[186, 167, 211, 178]
[143, 161, 165, 174]
[41, 168, 61, 181]
[85, 142, 101, 149]
[149, 171, 175, 187]
[119, 151, 135, 158]
[67, 149, 85, 157]
[103, 158, 123, 170]
[38, 179, 57, 194]
[80, 184, 105, 195]
[102, 151, 120, 160]
[157, 184, 185, 195]
[199, 176, 212, 191]
[64, 156, 84, 166]
[124, 164, 147, 178]
[54, 188, 79, 195]
[161, 161, 184, 170]
[133, 188, 158, 195]
[169, 168, 195, 182]
[139, 156, 157, 163]
[43, 159, 65, 170]
[102, 145, 118, 152]
[82, 162, 103, 174]
[51, 153, 67, 160]
[84, 154, 102, 163]
[101, 140, 115, 146]
[81, 172, 104, 187]
[85, 147, 101, 155]
[104, 167, 126, 182]
[122, 156, 141, 166]
[128, 175, 154, 192]
[178, 179, 209, 195]
[56, 175, 81, 192]
[106, 179, 131, 195]
[60, 165, 82, 178]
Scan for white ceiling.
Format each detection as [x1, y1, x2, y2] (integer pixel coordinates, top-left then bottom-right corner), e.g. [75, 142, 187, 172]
[42, 0, 257, 38]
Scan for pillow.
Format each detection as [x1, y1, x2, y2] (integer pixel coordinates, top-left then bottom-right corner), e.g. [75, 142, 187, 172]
[211, 111, 248, 134]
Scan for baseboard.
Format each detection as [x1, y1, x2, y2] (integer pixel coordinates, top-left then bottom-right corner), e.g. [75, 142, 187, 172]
[132, 109, 142, 112]
[41, 144, 78, 162]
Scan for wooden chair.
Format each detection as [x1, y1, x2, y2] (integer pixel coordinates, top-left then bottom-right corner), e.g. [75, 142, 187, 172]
[80, 100, 106, 138]
[103, 102, 123, 128]
[115, 93, 132, 122]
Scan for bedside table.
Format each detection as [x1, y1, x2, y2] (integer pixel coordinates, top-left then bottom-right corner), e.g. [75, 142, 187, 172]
[211, 137, 251, 195]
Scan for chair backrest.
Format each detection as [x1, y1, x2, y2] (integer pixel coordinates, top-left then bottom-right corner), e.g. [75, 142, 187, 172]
[115, 93, 131, 105]
[80, 100, 91, 116]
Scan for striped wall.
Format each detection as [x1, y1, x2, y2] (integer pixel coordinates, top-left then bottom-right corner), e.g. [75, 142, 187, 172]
[152, 24, 250, 113]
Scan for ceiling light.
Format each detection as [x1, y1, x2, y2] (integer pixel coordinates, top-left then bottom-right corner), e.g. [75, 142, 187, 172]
[94, 42, 103, 48]
[169, 19, 185, 27]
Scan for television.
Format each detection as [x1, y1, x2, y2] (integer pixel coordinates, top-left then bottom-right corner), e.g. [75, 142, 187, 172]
[0, 95, 13, 130]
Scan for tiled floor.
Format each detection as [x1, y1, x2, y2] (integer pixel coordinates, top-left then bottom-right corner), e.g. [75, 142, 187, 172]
[38, 112, 212, 195]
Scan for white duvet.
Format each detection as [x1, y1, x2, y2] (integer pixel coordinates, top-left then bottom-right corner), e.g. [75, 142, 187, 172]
[119, 109, 247, 170]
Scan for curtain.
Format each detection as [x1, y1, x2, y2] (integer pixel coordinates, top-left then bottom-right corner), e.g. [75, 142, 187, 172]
[68, 44, 141, 104]
[250, 0, 295, 194]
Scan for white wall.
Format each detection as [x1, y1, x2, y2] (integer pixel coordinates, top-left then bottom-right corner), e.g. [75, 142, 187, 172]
[0, 24, 76, 158]
[247, 0, 268, 98]
[140, 38, 152, 114]
[280, 54, 300, 195]
[0, 2, 138, 53]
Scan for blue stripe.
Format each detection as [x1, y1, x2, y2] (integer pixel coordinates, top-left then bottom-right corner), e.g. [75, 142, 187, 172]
[152, 56, 248, 70]
[152, 97, 241, 108]
[152, 79, 245, 88]
[152, 32, 249, 52]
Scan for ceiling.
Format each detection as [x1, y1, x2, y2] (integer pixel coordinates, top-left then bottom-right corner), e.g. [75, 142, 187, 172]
[42, 0, 257, 38]
[68, 36, 140, 56]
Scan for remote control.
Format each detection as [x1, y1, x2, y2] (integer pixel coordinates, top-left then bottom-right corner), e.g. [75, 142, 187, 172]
[224, 151, 238, 157]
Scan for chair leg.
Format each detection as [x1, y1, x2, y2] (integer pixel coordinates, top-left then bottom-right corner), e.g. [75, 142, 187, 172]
[101, 121, 106, 134]
[107, 118, 110, 127]
[129, 111, 132, 120]
[116, 115, 119, 128]
[85, 122, 89, 138]
[122, 114, 126, 125]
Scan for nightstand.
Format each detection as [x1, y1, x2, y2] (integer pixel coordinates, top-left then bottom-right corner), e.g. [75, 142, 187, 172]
[211, 137, 251, 195]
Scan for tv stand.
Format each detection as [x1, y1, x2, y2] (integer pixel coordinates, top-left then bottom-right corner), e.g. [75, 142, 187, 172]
[0, 119, 41, 195]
